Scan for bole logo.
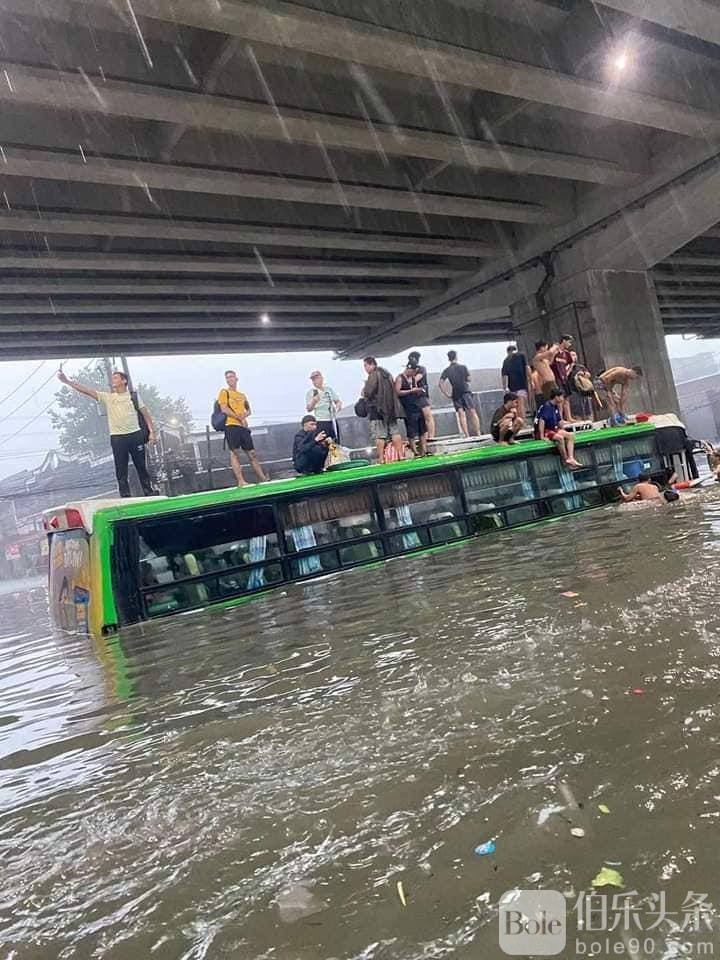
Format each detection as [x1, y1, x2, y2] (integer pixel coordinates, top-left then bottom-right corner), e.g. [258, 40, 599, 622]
[499, 889, 567, 955]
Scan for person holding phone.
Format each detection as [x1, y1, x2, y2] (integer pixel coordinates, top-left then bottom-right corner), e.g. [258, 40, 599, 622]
[305, 370, 342, 440]
[293, 415, 331, 474]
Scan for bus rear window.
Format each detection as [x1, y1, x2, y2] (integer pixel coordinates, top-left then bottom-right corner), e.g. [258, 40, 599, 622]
[49, 529, 90, 633]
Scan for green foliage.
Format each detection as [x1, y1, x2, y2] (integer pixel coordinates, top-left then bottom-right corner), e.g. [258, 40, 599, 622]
[50, 362, 195, 458]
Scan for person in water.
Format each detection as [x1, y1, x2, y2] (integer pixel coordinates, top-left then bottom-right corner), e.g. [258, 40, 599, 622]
[617, 471, 663, 503]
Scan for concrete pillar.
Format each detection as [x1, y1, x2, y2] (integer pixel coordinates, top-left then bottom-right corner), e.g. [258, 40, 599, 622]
[510, 293, 549, 361]
[513, 269, 679, 415]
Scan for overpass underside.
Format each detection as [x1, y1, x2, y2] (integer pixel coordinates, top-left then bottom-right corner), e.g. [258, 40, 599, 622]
[1, 0, 720, 372]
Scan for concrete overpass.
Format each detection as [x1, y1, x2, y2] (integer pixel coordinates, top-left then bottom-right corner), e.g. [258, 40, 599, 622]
[3, 0, 720, 410]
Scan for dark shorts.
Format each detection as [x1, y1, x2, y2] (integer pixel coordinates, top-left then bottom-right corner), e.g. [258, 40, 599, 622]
[417, 395, 431, 410]
[225, 425, 254, 452]
[404, 407, 428, 440]
[453, 392, 475, 412]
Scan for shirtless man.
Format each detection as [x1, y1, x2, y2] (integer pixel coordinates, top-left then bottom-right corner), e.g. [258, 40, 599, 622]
[595, 366, 643, 419]
[532, 340, 561, 403]
[617, 471, 662, 503]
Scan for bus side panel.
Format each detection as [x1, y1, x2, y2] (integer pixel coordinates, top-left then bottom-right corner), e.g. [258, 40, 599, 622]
[48, 530, 92, 634]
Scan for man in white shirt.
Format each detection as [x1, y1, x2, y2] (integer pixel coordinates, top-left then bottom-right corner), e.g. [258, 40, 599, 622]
[305, 370, 342, 440]
[57, 368, 157, 497]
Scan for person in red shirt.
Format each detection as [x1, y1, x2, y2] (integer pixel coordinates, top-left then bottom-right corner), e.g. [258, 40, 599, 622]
[551, 334, 575, 422]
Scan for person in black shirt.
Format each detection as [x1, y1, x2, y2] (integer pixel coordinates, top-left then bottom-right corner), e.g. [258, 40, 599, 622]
[439, 350, 480, 437]
[396, 362, 429, 456]
[292, 415, 330, 474]
[501, 345, 531, 421]
[408, 350, 436, 440]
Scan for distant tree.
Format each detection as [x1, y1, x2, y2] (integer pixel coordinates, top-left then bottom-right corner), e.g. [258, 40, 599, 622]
[50, 362, 195, 458]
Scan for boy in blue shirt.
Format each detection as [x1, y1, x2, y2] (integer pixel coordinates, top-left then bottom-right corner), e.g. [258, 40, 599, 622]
[534, 388, 582, 469]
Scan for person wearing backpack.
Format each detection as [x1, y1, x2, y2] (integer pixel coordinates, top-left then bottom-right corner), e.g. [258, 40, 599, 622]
[215, 370, 268, 486]
[57, 367, 156, 498]
[361, 356, 405, 462]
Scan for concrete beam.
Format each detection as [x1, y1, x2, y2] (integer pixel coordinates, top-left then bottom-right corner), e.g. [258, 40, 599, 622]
[656, 287, 720, 297]
[660, 256, 720, 267]
[0, 279, 433, 297]
[658, 299, 720, 307]
[654, 272, 720, 283]
[0, 253, 466, 278]
[596, 1, 720, 48]
[0, 331, 358, 347]
[0, 299, 401, 315]
[0, 316, 376, 332]
[0, 211, 497, 258]
[0, 64, 639, 187]
[0, 147, 555, 224]
[0, 339, 352, 359]
[70, 0, 720, 136]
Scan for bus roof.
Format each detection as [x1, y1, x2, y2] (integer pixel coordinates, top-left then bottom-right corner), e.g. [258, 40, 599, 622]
[42, 421, 657, 534]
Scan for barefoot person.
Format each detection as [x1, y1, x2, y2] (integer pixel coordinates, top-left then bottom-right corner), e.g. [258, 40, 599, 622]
[408, 351, 435, 440]
[532, 340, 561, 402]
[534, 387, 582, 468]
[217, 370, 268, 486]
[594, 365, 643, 420]
[57, 367, 156, 498]
[439, 349, 480, 437]
[491, 392, 523, 445]
[501, 344, 532, 421]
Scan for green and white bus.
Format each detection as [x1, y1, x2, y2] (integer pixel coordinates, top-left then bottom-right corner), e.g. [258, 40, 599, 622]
[45, 422, 663, 637]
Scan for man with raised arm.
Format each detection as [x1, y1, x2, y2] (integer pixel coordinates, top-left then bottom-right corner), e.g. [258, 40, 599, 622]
[57, 367, 156, 498]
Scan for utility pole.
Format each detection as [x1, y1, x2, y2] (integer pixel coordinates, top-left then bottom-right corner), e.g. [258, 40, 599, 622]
[119, 355, 133, 390]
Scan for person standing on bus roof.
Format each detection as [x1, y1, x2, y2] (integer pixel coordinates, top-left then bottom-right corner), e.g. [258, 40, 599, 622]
[57, 367, 156, 498]
[217, 370, 268, 487]
[439, 349, 481, 437]
[305, 370, 342, 441]
[362, 357, 405, 462]
[407, 350, 436, 440]
[501, 345, 532, 421]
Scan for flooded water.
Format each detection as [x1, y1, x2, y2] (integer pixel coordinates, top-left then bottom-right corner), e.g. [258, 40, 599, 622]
[3, 493, 720, 959]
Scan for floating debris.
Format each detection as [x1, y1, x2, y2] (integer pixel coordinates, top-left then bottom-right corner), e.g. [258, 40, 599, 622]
[631, 688, 644, 696]
[474, 840, 496, 856]
[561, 591, 579, 598]
[537, 804, 566, 826]
[396, 880, 407, 907]
[591, 867, 624, 889]
[558, 782, 580, 810]
[570, 827, 586, 838]
[277, 881, 326, 923]
[598, 804, 610, 815]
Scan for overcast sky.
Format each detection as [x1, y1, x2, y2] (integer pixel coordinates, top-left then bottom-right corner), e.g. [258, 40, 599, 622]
[0, 335, 718, 480]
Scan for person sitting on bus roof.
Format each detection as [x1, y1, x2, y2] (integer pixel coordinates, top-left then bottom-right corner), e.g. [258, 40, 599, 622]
[534, 387, 583, 469]
[617, 471, 663, 503]
[491, 392, 524, 445]
[293, 415, 331, 475]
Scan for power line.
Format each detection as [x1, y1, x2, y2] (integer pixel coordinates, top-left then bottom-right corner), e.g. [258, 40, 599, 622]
[0, 367, 63, 427]
[0, 360, 46, 407]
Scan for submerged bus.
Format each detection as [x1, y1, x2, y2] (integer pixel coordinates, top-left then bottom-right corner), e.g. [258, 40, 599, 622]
[45, 422, 664, 637]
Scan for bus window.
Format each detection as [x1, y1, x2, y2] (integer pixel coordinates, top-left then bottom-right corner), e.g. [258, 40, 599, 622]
[137, 505, 279, 580]
[135, 505, 282, 613]
[462, 460, 534, 511]
[279, 488, 378, 550]
[48, 530, 91, 633]
[379, 474, 461, 535]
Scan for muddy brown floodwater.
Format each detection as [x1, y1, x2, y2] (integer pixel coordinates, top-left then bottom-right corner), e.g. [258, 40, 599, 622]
[2, 492, 720, 960]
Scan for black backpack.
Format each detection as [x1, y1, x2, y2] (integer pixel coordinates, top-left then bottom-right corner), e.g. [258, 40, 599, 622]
[211, 390, 229, 432]
[130, 390, 150, 444]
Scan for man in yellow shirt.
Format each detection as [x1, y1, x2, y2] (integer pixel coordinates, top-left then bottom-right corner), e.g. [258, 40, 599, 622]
[217, 370, 268, 486]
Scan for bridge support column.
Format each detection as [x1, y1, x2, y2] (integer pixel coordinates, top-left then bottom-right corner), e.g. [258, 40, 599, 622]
[513, 269, 679, 415]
